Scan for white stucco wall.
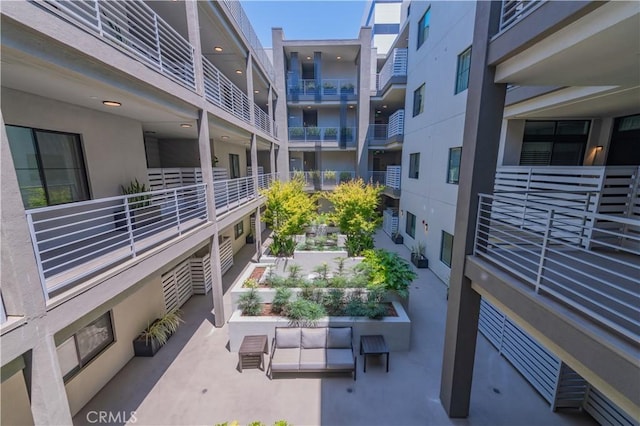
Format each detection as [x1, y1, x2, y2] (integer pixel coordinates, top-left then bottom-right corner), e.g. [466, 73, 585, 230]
[1, 369, 34, 426]
[212, 142, 249, 177]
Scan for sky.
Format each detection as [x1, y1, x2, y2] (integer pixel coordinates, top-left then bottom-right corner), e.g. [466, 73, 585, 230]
[241, 1, 368, 48]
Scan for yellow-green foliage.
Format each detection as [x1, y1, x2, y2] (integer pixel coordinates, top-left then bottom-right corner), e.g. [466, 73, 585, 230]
[325, 178, 383, 256]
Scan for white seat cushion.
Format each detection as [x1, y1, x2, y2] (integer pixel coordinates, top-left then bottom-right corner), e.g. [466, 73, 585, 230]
[275, 328, 301, 348]
[299, 348, 326, 369]
[327, 327, 352, 349]
[326, 349, 354, 369]
[301, 328, 327, 349]
[271, 348, 300, 370]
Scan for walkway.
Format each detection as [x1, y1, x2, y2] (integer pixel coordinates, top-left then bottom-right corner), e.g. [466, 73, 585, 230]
[73, 230, 595, 425]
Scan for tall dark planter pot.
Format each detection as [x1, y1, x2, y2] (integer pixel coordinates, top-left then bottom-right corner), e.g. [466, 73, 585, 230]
[411, 254, 429, 268]
[392, 234, 404, 244]
[133, 337, 162, 357]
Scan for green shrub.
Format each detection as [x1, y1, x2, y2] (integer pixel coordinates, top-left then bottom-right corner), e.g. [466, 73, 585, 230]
[238, 288, 262, 316]
[313, 263, 330, 281]
[322, 288, 345, 316]
[285, 299, 326, 326]
[272, 287, 292, 315]
[362, 249, 416, 298]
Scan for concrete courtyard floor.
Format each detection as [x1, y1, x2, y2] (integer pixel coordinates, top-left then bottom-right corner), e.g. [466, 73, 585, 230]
[74, 230, 595, 426]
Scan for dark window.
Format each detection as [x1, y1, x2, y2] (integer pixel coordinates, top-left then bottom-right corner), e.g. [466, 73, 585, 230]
[6, 125, 90, 209]
[234, 221, 244, 239]
[455, 47, 471, 94]
[519, 120, 590, 166]
[57, 312, 114, 382]
[409, 153, 420, 179]
[413, 84, 425, 117]
[607, 114, 640, 166]
[406, 211, 416, 238]
[373, 23, 400, 35]
[440, 231, 453, 267]
[447, 147, 461, 184]
[229, 154, 241, 179]
[417, 8, 431, 48]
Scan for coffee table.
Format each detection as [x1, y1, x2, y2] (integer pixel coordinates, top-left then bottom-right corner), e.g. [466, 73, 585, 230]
[360, 334, 389, 373]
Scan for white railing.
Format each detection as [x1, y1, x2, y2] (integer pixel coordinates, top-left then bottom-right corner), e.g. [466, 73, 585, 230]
[39, 0, 196, 90]
[386, 166, 402, 190]
[500, 0, 544, 32]
[368, 171, 386, 186]
[383, 208, 399, 237]
[288, 127, 356, 145]
[148, 168, 202, 190]
[25, 184, 209, 298]
[367, 124, 389, 145]
[288, 79, 357, 97]
[254, 104, 272, 135]
[219, 0, 275, 81]
[203, 56, 251, 122]
[388, 109, 405, 138]
[475, 193, 640, 342]
[258, 172, 280, 191]
[289, 171, 356, 189]
[378, 48, 408, 91]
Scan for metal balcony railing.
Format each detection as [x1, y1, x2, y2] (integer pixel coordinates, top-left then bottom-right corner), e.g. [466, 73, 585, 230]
[25, 184, 209, 299]
[254, 104, 271, 135]
[39, 0, 196, 90]
[289, 171, 356, 189]
[258, 172, 279, 191]
[499, 0, 544, 32]
[475, 192, 640, 342]
[288, 127, 356, 145]
[377, 48, 408, 91]
[385, 166, 402, 190]
[382, 208, 399, 237]
[287, 78, 357, 97]
[388, 109, 405, 138]
[219, 0, 275, 81]
[203, 56, 251, 123]
[213, 173, 278, 215]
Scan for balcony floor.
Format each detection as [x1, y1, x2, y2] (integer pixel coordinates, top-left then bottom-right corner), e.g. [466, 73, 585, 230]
[72, 231, 595, 425]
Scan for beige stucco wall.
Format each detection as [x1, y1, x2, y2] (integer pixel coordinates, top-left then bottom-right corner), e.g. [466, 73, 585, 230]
[212, 141, 248, 178]
[63, 275, 165, 416]
[1, 88, 148, 199]
[221, 214, 251, 256]
[1, 370, 34, 426]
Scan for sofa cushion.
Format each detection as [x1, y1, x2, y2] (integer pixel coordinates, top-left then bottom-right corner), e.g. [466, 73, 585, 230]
[275, 328, 301, 349]
[301, 328, 327, 349]
[326, 349, 354, 369]
[327, 327, 352, 349]
[299, 348, 326, 369]
[271, 348, 300, 371]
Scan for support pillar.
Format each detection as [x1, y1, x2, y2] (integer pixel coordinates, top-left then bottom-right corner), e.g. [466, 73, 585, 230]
[270, 142, 277, 177]
[267, 85, 274, 137]
[246, 54, 255, 125]
[208, 234, 225, 327]
[439, 1, 506, 417]
[185, 1, 205, 97]
[250, 134, 262, 258]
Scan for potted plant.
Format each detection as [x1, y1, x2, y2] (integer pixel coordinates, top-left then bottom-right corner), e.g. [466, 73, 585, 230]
[310, 170, 321, 189]
[340, 83, 355, 94]
[323, 81, 337, 95]
[340, 127, 353, 142]
[324, 127, 338, 140]
[392, 231, 404, 244]
[306, 127, 320, 139]
[338, 171, 352, 183]
[246, 232, 255, 244]
[116, 179, 159, 230]
[133, 310, 183, 357]
[289, 127, 305, 140]
[411, 242, 429, 268]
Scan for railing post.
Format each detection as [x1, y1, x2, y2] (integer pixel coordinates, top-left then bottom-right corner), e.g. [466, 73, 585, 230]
[174, 189, 182, 235]
[535, 209, 554, 293]
[153, 13, 163, 71]
[25, 213, 50, 301]
[473, 195, 484, 256]
[94, 1, 104, 37]
[123, 197, 137, 257]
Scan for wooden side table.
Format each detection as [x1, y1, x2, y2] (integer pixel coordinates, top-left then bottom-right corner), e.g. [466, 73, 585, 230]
[360, 335, 389, 373]
[238, 335, 268, 372]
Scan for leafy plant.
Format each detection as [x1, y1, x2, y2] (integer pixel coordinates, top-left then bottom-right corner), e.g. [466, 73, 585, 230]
[362, 249, 417, 298]
[412, 242, 426, 258]
[121, 179, 151, 207]
[272, 287, 292, 315]
[324, 127, 338, 139]
[287, 264, 302, 280]
[140, 310, 183, 346]
[322, 288, 345, 316]
[334, 257, 347, 276]
[344, 290, 367, 317]
[339, 171, 353, 183]
[289, 127, 304, 138]
[285, 299, 326, 327]
[238, 288, 263, 316]
[324, 170, 336, 180]
[243, 278, 258, 288]
[307, 127, 320, 138]
[313, 263, 330, 281]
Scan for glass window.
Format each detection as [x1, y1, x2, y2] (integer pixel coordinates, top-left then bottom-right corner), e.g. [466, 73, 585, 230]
[409, 153, 420, 179]
[229, 154, 241, 179]
[520, 120, 590, 166]
[413, 84, 425, 117]
[234, 221, 244, 239]
[6, 125, 90, 209]
[440, 231, 453, 267]
[455, 47, 471, 94]
[417, 8, 431, 48]
[447, 147, 462, 184]
[406, 212, 416, 238]
[56, 312, 114, 381]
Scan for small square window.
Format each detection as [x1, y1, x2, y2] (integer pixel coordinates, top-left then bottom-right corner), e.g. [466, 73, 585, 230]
[447, 147, 461, 184]
[417, 8, 431, 49]
[234, 221, 244, 239]
[440, 231, 454, 267]
[413, 84, 425, 117]
[409, 153, 420, 179]
[455, 47, 471, 94]
[406, 212, 416, 239]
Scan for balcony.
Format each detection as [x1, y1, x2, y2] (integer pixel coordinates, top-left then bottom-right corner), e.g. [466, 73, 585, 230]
[367, 166, 401, 198]
[39, 0, 196, 90]
[499, 0, 544, 32]
[377, 48, 408, 92]
[382, 208, 399, 237]
[25, 184, 209, 299]
[289, 171, 356, 191]
[287, 79, 357, 101]
[287, 127, 357, 148]
[367, 110, 405, 148]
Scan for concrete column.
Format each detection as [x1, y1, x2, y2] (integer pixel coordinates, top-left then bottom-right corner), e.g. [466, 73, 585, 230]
[268, 85, 274, 135]
[314, 51, 322, 103]
[246, 54, 255, 125]
[271, 28, 290, 179]
[270, 142, 277, 176]
[185, 0, 205, 97]
[439, 1, 507, 418]
[24, 334, 73, 425]
[208, 233, 225, 327]
[357, 27, 372, 178]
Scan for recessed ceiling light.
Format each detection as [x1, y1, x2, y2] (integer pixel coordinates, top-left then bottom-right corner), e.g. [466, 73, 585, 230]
[306, 56, 312, 60]
[349, 105, 354, 109]
[376, 110, 381, 113]
[382, 105, 387, 109]
[102, 100, 121, 107]
[180, 123, 192, 128]
[214, 46, 223, 52]
[235, 69, 243, 74]
[337, 56, 342, 60]
[221, 135, 229, 140]
[306, 106, 312, 109]
[254, 90, 260, 94]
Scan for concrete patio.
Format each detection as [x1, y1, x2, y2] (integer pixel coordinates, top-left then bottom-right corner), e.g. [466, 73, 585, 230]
[73, 230, 595, 425]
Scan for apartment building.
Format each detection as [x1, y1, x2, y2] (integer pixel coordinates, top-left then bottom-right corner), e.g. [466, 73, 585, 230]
[0, 1, 283, 423]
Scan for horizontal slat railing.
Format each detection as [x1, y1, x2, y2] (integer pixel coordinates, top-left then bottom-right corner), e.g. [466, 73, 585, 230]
[378, 48, 408, 90]
[386, 166, 402, 190]
[203, 56, 251, 122]
[388, 109, 405, 138]
[289, 171, 355, 189]
[499, 0, 544, 32]
[26, 184, 209, 298]
[382, 208, 399, 237]
[40, 0, 195, 90]
[475, 193, 640, 342]
[254, 104, 272, 135]
[213, 176, 257, 214]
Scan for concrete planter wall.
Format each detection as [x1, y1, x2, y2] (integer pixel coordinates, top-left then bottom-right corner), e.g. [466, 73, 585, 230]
[228, 301, 411, 352]
[261, 234, 348, 265]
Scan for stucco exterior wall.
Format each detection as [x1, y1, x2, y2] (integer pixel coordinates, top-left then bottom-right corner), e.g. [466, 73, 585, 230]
[1, 370, 34, 426]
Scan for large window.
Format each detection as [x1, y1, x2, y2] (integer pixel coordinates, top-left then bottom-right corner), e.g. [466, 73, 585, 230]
[455, 47, 471, 94]
[234, 221, 244, 239]
[409, 153, 420, 179]
[447, 147, 461, 184]
[6, 125, 90, 209]
[413, 84, 425, 117]
[519, 120, 590, 166]
[406, 211, 416, 238]
[417, 8, 431, 48]
[440, 231, 454, 267]
[229, 154, 241, 179]
[57, 312, 114, 381]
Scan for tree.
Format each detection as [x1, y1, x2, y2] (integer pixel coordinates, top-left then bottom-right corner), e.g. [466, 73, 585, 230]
[261, 178, 316, 256]
[325, 178, 383, 256]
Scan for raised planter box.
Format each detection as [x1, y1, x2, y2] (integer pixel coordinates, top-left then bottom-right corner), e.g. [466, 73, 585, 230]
[228, 301, 411, 352]
[411, 254, 428, 269]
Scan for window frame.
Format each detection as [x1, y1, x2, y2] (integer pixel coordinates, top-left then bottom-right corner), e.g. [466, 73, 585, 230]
[447, 147, 462, 184]
[455, 47, 472, 94]
[229, 153, 241, 179]
[519, 120, 591, 166]
[234, 221, 244, 239]
[409, 153, 420, 179]
[417, 7, 431, 49]
[413, 84, 425, 117]
[440, 231, 454, 267]
[406, 211, 416, 239]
